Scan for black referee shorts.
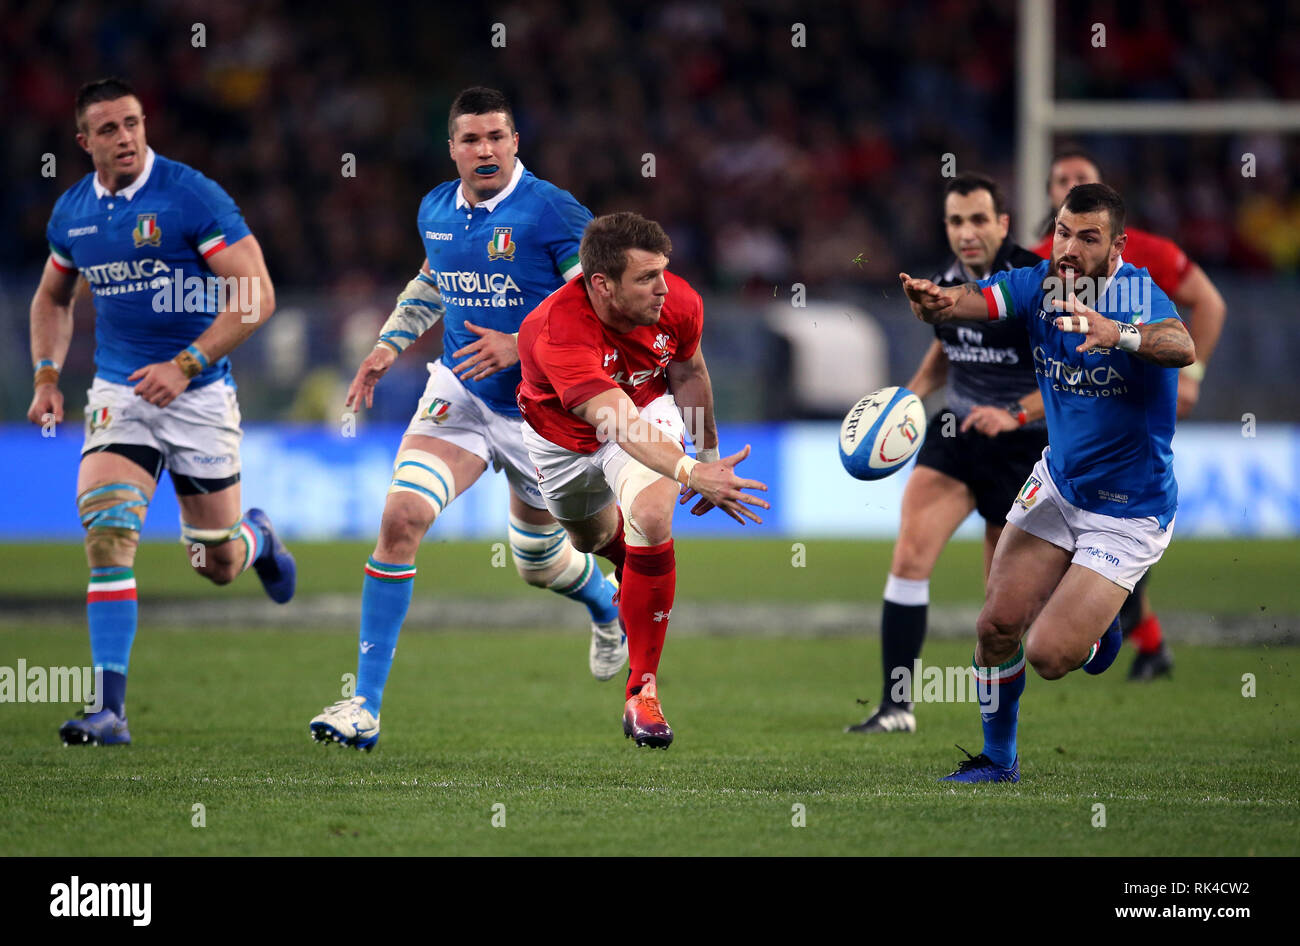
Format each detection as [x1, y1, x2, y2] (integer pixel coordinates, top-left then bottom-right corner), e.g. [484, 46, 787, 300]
[913, 407, 1049, 525]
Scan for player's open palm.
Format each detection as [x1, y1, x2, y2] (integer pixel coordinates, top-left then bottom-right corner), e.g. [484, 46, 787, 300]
[1051, 293, 1120, 353]
[452, 321, 519, 382]
[687, 444, 770, 525]
[346, 345, 397, 411]
[28, 383, 64, 425]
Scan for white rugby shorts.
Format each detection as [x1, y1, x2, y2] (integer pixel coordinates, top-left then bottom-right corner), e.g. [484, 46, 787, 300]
[520, 393, 685, 522]
[1006, 450, 1175, 591]
[81, 376, 242, 479]
[404, 360, 547, 509]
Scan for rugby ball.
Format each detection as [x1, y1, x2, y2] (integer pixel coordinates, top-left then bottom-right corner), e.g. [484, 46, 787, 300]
[838, 386, 927, 480]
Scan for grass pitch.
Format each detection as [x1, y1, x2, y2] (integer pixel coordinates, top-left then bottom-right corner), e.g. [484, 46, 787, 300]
[0, 539, 1296, 856]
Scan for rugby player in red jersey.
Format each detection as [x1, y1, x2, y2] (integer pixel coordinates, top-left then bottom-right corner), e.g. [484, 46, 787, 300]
[1033, 150, 1227, 679]
[517, 212, 769, 748]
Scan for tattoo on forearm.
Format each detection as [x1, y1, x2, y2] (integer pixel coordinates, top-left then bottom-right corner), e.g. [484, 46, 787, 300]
[1140, 321, 1195, 367]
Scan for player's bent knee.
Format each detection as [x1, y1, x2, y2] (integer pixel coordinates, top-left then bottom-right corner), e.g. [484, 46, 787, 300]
[616, 462, 672, 547]
[1024, 635, 1073, 680]
[975, 609, 1022, 653]
[79, 482, 149, 568]
[181, 522, 244, 585]
[508, 515, 571, 587]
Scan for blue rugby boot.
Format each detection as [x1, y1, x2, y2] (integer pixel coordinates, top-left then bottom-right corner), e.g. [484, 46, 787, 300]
[245, 508, 296, 604]
[940, 746, 1020, 783]
[59, 708, 131, 746]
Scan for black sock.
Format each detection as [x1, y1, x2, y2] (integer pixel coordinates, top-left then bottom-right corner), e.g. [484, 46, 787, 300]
[880, 600, 926, 709]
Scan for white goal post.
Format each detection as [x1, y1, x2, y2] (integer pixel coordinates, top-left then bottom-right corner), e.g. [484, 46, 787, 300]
[1015, 0, 1300, 245]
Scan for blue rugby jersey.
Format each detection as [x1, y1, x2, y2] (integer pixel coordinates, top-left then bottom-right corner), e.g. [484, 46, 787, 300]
[417, 159, 592, 417]
[45, 148, 252, 389]
[979, 259, 1181, 526]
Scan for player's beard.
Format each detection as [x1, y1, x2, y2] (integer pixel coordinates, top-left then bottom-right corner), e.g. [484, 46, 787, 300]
[612, 287, 662, 326]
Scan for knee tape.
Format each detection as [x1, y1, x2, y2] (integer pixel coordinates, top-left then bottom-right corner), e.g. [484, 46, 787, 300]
[388, 449, 455, 518]
[508, 515, 568, 573]
[614, 459, 665, 547]
[508, 515, 587, 588]
[180, 519, 241, 546]
[79, 482, 149, 565]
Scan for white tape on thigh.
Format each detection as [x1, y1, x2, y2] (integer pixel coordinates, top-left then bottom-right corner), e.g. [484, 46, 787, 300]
[388, 449, 455, 517]
[614, 458, 665, 547]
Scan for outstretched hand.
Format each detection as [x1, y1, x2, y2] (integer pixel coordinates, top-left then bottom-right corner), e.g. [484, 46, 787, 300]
[682, 444, 770, 525]
[898, 272, 954, 321]
[346, 345, 397, 411]
[1050, 293, 1120, 353]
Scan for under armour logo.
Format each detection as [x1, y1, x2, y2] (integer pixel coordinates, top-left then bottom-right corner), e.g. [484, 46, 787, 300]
[652, 610, 672, 623]
[603, 351, 619, 367]
[359, 641, 375, 654]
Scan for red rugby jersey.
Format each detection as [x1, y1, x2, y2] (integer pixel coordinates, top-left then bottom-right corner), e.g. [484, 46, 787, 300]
[517, 271, 703, 454]
[1032, 226, 1192, 296]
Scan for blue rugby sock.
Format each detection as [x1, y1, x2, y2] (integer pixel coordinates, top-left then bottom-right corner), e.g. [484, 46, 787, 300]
[355, 558, 416, 714]
[1083, 615, 1124, 675]
[553, 551, 618, 624]
[87, 566, 137, 715]
[976, 644, 1026, 768]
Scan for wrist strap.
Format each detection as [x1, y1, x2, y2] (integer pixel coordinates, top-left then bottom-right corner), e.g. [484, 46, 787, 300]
[173, 343, 210, 379]
[1007, 405, 1027, 427]
[697, 446, 720, 463]
[674, 455, 699, 486]
[33, 359, 60, 389]
[1181, 360, 1205, 382]
[1115, 321, 1141, 353]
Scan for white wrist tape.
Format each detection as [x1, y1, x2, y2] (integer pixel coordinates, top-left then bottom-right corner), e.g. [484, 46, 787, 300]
[377, 271, 445, 354]
[674, 455, 699, 486]
[697, 446, 720, 463]
[1115, 320, 1141, 352]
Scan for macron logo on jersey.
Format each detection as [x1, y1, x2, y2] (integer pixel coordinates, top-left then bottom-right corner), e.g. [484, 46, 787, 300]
[68, 225, 99, 237]
[425, 231, 453, 240]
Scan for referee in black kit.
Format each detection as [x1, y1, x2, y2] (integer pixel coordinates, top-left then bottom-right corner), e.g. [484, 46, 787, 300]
[848, 173, 1048, 735]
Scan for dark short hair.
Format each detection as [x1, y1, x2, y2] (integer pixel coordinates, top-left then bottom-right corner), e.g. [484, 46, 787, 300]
[1049, 148, 1103, 188]
[1061, 182, 1125, 239]
[944, 173, 1007, 216]
[448, 87, 515, 139]
[580, 213, 672, 284]
[75, 77, 138, 130]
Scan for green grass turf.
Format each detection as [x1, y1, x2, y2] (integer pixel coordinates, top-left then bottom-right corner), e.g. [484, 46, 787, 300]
[0, 625, 1296, 856]
[1, 538, 1297, 614]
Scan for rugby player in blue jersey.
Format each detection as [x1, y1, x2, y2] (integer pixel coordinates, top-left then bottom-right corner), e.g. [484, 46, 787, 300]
[28, 78, 295, 746]
[309, 88, 622, 750]
[899, 183, 1195, 782]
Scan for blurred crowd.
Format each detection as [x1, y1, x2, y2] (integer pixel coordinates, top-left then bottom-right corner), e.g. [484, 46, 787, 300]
[2, 0, 1297, 421]
[6, 0, 1298, 291]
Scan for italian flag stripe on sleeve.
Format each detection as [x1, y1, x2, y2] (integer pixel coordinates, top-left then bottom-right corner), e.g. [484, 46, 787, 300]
[559, 254, 582, 280]
[198, 231, 227, 258]
[981, 281, 1014, 321]
[49, 244, 76, 273]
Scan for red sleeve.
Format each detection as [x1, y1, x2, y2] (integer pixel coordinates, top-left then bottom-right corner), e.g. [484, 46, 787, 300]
[1133, 231, 1192, 295]
[536, 330, 617, 411]
[1030, 234, 1052, 260]
[668, 274, 704, 361]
